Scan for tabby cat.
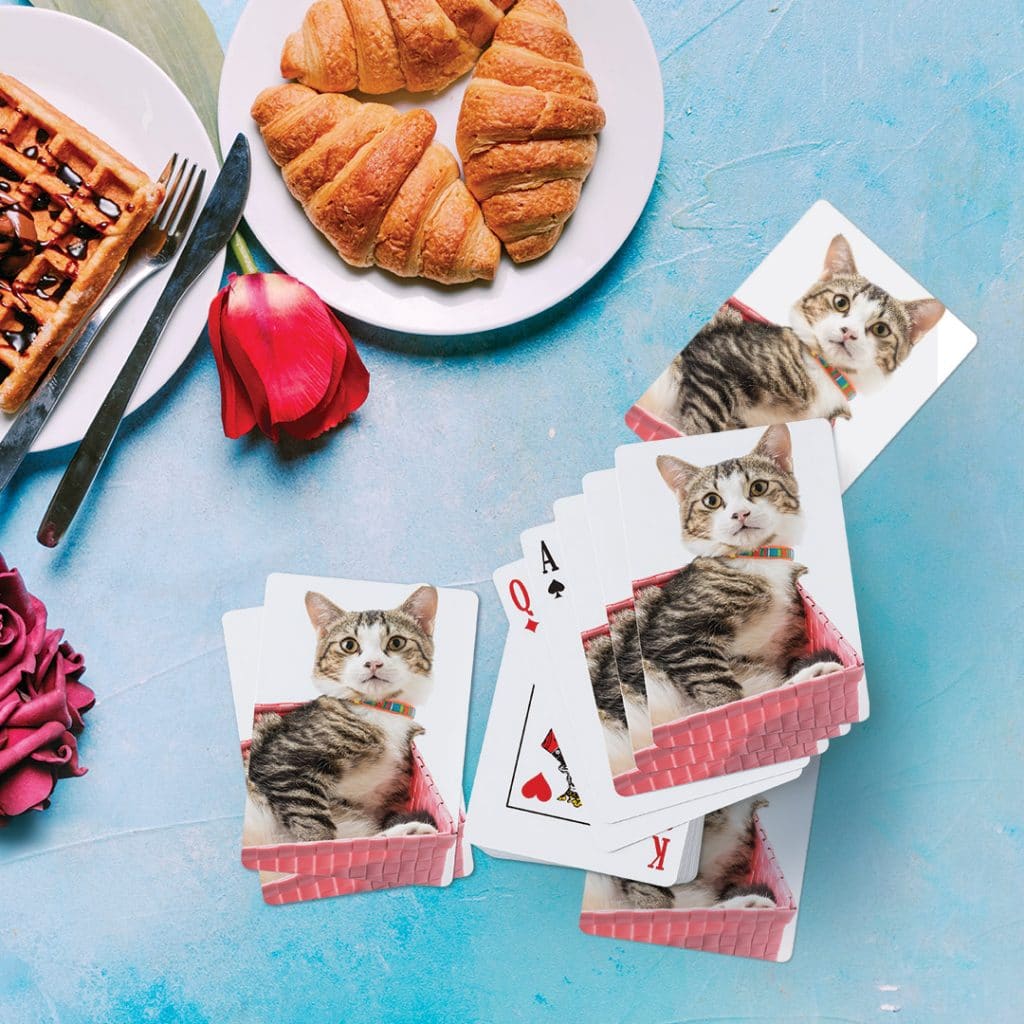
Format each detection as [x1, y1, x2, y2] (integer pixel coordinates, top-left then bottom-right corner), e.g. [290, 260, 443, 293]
[637, 235, 946, 434]
[583, 798, 777, 911]
[596, 425, 843, 746]
[245, 586, 441, 844]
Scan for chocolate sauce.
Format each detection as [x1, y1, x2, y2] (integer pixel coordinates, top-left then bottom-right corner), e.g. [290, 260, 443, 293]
[56, 162, 83, 189]
[2, 307, 39, 353]
[0, 119, 121, 357]
[96, 196, 120, 220]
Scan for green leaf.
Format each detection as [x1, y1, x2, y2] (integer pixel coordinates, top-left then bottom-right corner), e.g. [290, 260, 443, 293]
[31, 0, 223, 154]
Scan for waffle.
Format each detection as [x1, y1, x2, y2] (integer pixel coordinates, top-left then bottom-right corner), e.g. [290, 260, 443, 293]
[0, 73, 164, 413]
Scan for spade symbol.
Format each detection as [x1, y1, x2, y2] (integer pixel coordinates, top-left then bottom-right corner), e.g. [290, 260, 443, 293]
[547, 579, 566, 599]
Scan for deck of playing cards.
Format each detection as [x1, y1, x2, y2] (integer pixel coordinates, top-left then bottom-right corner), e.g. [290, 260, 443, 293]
[222, 574, 478, 905]
[469, 201, 975, 961]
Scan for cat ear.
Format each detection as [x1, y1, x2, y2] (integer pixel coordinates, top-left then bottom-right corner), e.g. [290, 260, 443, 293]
[904, 298, 945, 345]
[709, 301, 745, 327]
[400, 586, 438, 637]
[820, 234, 857, 279]
[753, 424, 793, 474]
[305, 591, 345, 632]
[657, 455, 699, 495]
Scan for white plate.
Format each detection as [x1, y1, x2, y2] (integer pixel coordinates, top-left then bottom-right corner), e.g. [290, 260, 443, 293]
[0, 7, 224, 453]
[218, 0, 663, 335]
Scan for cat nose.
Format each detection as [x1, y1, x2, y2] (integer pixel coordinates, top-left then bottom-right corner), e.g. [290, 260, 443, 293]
[732, 509, 751, 522]
[840, 325, 857, 340]
[365, 659, 384, 671]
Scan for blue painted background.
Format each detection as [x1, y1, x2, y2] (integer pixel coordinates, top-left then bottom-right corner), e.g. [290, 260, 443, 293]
[1, 1, 1021, 1021]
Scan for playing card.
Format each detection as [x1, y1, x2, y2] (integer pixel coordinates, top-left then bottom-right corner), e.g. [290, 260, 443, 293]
[579, 758, 820, 962]
[508, 545, 809, 850]
[614, 419, 867, 768]
[466, 621, 701, 884]
[582, 469, 652, 754]
[223, 606, 474, 903]
[551, 494, 637, 777]
[628, 199, 976, 490]
[243, 575, 478, 890]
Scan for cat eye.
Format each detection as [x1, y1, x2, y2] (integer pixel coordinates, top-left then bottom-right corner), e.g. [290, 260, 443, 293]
[702, 493, 722, 509]
[870, 322, 891, 337]
[832, 294, 850, 312]
[386, 636, 407, 652]
[336, 638, 359, 654]
[749, 480, 770, 497]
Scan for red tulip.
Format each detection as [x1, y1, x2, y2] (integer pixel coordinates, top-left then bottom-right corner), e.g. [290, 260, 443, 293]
[207, 273, 369, 441]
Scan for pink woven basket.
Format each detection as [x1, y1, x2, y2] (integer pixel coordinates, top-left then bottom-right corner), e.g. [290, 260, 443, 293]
[580, 816, 797, 960]
[625, 298, 770, 442]
[610, 583, 864, 795]
[241, 703, 457, 881]
[259, 811, 469, 906]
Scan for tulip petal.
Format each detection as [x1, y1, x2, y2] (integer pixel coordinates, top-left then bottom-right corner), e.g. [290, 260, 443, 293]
[222, 275, 337, 435]
[208, 284, 257, 438]
[282, 311, 371, 440]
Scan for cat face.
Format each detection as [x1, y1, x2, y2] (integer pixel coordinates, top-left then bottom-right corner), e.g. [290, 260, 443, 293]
[789, 234, 945, 384]
[304, 586, 438, 707]
[657, 425, 803, 556]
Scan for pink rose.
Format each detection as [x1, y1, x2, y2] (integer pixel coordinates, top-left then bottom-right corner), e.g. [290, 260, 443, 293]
[0, 557, 94, 823]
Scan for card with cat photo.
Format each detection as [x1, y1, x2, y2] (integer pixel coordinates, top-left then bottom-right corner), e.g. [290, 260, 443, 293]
[579, 757, 820, 962]
[466, 591, 701, 885]
[514, 528, 813, 849]
[614, 419, 867, 767]
[582, 470, 653, 755]
[628, 199, 977, 490]
[223, 606, 473, 904]
[551, 494, 638, 780]
[552, 492, 830, 800]
[242, 575, 477, 888]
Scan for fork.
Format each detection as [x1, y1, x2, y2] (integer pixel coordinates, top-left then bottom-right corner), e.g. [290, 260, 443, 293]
[0, 155, 199, 493]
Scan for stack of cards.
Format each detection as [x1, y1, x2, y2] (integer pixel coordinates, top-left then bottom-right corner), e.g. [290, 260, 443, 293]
[222, 574, 478, 905]
[470, 201, 975, 961]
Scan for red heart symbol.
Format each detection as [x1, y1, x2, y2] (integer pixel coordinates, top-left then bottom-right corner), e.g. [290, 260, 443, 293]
[521, 772, 552, 802]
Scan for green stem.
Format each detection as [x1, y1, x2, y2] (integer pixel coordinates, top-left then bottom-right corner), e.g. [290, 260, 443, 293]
[229, 226, 259, 275]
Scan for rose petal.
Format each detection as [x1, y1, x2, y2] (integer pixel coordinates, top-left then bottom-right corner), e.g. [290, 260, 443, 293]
[0, 720, 66, 775]
[0, 760, 56, 817]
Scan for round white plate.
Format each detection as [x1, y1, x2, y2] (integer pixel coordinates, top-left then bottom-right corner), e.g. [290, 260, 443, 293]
[219, 0, 663, 335]
[0, 7, 224, 453]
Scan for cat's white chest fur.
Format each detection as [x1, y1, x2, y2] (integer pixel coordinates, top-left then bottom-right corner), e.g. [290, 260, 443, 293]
[727, 560, 801, 696]
[331, 705, 419, 811]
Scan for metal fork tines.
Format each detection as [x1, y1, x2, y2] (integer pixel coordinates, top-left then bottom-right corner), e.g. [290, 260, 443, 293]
[0, 154, 200, 493]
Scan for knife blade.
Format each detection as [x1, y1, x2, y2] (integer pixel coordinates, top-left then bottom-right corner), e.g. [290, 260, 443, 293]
[36, 133, 251, 548]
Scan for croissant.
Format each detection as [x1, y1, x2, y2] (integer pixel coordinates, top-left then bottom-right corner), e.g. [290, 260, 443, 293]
[252, 84, 500, 285]
[282, 0, 517, 95]
[455, 0, 605, 263]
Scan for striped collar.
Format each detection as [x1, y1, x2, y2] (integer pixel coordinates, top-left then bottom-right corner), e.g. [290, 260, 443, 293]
[725, 546, 795, 561]
[810, 350, 857, 399]
[349, 697, 416, 719]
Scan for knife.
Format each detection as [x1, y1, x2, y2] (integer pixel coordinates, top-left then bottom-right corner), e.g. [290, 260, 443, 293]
[37, 134, 251, 548]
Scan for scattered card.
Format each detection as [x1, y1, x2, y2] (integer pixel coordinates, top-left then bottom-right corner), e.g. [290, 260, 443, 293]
[628, 199, 976, 489]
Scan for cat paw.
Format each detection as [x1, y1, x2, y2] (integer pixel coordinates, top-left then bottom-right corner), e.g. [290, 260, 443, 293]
[717, 893, 776, 910]
[786, 660, 843, 685]
[380, 821, 439, 837]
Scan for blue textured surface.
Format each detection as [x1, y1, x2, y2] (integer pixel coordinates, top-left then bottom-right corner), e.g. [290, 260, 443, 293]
[1, 1, 1021, 1021]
